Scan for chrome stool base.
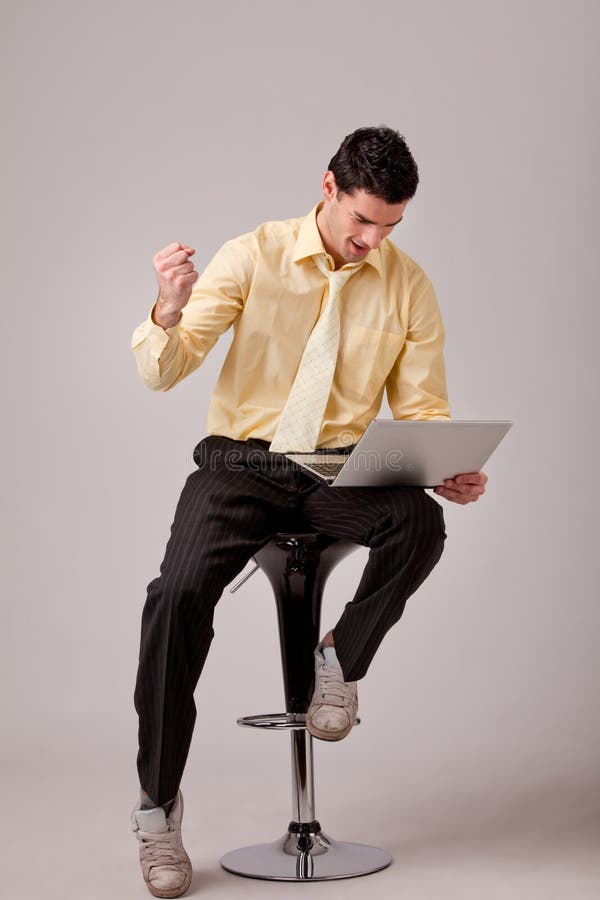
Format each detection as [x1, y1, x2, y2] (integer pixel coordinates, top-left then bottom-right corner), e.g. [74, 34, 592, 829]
[222, 534, 392, 882]
[220, 826, 392, 881]
[220, 712, 390, 880]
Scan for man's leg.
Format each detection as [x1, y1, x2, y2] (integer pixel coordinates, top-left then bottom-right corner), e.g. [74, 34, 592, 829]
[134, 437, 301, 807]
[302, 485, 446, 682]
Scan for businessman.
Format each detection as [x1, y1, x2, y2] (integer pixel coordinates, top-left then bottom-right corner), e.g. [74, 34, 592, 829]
[130, 125, 487, 898]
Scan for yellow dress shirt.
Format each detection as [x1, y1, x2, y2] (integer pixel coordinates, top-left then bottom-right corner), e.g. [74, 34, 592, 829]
[131, 203, 451, 448]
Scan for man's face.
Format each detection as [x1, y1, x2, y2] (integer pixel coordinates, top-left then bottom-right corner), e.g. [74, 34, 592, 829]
[316, 173, 408, 268]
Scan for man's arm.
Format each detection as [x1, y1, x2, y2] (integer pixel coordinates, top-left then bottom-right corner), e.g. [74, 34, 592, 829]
[385, 275, 487, 505]
[385, 276, 450, 420]
[131, 236, 254, 391]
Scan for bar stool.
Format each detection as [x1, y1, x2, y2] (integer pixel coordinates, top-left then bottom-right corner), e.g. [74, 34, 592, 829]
[220, 531, 392, 881]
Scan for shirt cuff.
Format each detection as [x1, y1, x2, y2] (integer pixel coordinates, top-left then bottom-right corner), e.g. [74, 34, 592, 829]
[131, 306, 181, 359]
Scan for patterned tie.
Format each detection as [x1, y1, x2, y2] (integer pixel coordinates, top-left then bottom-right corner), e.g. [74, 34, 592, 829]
[270, 255, 362, 452]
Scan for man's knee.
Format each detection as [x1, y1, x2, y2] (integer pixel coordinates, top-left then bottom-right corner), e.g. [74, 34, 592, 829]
[144, 569, 219, 623]
[408, 493, 446, 577]
[415, 490, 447, 556]
[371, 489, 446, 549]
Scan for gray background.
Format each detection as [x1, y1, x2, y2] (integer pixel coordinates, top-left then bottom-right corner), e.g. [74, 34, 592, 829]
[2, 1, 598, 897]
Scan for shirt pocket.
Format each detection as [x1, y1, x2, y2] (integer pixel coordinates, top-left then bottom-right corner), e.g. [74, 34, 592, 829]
[337, 324, 405, 402]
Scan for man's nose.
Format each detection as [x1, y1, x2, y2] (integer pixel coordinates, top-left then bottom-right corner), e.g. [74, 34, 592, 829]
[362, 226, 385, 249]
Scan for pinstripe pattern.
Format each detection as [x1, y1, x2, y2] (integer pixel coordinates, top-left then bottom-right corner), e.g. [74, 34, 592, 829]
[302, 483, 446, 680]
[134, 436, 446, 806]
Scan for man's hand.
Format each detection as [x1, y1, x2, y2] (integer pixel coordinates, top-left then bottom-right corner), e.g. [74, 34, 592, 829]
[433, 471, 488, 505]
[152, 242, 199, 330]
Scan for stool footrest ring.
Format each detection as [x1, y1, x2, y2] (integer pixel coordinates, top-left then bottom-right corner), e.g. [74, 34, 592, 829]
[237, 712, 361, 730]
[237, 713, 307, 730]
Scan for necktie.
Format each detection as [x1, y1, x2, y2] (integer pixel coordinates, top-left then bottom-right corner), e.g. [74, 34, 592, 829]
[270, 255, 362, 452]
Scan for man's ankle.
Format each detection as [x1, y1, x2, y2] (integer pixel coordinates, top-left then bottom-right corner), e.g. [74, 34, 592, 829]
[140, 787, 175, 817]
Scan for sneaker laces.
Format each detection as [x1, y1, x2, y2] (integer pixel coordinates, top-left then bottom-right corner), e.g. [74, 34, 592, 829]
[317, 667, 355, 708]
[137, 827, 188, 867]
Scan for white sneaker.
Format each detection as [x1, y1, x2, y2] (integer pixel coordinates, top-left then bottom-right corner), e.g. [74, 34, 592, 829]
[131, 790, 192, 898]
[306, 644, 358, 741]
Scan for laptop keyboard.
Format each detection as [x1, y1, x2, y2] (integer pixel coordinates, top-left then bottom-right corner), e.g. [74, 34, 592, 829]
[302, 461, 345, 479]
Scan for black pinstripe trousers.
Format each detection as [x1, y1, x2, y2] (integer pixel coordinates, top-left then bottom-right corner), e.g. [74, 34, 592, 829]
[134, 436, 446, 806]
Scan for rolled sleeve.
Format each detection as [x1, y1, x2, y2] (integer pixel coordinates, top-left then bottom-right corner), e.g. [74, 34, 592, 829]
[130, 308, 186, 391]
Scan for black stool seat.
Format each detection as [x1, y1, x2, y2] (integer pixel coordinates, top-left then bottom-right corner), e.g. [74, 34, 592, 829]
[220, 532, 392, 882]
[248, 531, 357, 716]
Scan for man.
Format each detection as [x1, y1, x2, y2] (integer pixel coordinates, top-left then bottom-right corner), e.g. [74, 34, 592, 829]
[130, 126, 487, 898]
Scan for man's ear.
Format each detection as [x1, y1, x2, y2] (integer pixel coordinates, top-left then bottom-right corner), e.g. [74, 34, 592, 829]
[321, 170, 338, 201]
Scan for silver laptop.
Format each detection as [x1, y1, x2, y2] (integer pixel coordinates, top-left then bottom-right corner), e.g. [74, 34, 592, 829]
[285, 419, 513, 487]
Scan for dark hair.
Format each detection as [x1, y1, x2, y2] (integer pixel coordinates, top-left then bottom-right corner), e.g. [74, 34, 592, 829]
[328, 126, 419, 204]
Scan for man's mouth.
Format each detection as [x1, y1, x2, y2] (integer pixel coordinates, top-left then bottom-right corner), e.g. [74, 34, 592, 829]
[350, 239, 368, 254]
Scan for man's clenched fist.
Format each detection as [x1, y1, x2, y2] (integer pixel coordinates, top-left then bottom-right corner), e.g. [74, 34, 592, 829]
[152, 242, 199, 330]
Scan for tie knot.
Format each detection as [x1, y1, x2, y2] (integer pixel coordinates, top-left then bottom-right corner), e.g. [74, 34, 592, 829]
[314, 254, 362, 293]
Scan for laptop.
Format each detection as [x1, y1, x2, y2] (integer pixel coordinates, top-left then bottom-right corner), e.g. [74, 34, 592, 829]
[285, 419, 513, 487]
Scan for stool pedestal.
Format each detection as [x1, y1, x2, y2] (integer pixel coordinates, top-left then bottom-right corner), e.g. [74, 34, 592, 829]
[220, 533, 392, 881]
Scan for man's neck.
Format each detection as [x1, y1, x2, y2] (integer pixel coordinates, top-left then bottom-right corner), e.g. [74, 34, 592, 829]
[315, 204, 345, 270]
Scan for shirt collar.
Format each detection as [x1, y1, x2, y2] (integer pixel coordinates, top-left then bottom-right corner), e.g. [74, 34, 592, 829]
[292, 202, 383, 276]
